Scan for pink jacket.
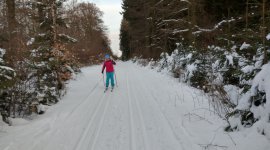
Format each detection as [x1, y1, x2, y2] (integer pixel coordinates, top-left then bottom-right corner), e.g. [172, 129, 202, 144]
[102, 60, 116, 73]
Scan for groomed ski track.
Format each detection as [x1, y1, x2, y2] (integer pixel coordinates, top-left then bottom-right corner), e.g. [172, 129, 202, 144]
[0, 62, 238, 150]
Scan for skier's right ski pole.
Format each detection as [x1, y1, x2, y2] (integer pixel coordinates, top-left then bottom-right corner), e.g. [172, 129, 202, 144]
[102, 73, 105, 87]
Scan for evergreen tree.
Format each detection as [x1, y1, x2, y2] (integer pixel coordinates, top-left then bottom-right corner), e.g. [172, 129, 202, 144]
[120, 19, 130, 61]
[29, 0, 76, 105]
[0, 0, 111, 122]
[0, 48, 15, 124]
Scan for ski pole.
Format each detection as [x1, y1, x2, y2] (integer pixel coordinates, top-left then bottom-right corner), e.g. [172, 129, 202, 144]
[102, 73, 105, 87]
[114, 71, 118, 87]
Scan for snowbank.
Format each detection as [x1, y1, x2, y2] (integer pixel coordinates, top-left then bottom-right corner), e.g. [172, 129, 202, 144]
[9, 118, 30, 126]
[0, 116, 8, 127]
[134, 42, 270, 142]
[249, 63, 270, 139]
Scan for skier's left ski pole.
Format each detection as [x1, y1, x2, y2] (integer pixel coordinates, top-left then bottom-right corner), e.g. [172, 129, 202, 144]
[115, 71, 118, 87]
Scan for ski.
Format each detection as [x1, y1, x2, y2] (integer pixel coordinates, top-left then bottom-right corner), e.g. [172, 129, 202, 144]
[111, 87, 115, 92]
[104, 87, 114, 93]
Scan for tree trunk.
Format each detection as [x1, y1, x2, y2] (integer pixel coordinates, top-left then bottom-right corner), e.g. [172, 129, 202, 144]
[51, 0, 57, 45]
[262, 0, 268, 63]
[5, 0, 16, 65]
[6, 0, 16, 33]
[227, 7, 231, 47]
[245, 0, 249, 30]
[188, 0, 196, 45]
[37, 0, 44, 24]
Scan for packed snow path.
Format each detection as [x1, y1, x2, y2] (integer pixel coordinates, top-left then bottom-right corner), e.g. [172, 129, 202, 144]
[1, 62, 269, 150]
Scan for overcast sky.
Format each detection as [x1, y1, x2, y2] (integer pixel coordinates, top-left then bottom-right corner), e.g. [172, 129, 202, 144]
[79, 0, 123, 57]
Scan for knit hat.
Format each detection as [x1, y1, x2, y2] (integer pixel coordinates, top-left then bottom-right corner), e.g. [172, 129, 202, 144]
[105, 54, 110, 59]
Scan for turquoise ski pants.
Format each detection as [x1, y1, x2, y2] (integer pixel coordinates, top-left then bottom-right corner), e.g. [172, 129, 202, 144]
[106, 72, 115, 88]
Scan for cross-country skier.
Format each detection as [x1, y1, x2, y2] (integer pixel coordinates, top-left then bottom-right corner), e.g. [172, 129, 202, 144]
[102, 54, 116, 91]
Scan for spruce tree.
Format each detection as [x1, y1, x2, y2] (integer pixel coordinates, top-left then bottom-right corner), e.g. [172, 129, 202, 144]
[0, 48, 15, 124]
[120, 19, 130, 61]
[29, 0, 76, 105]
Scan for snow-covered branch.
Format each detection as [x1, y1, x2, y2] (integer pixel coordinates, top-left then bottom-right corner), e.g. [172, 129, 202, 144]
[192, 18, 237, 35]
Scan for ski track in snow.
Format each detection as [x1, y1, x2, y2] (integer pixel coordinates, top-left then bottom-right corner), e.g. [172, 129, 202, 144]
[130, 66, 196, 150]
[126, 73, 136, 150]
[1, 61, 269, 150]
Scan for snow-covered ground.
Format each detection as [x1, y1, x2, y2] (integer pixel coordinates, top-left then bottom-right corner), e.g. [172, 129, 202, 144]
[0, 62, 269, 150]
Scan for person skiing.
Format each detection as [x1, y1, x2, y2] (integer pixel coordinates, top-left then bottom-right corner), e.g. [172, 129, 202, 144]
[102, 54, 116, 91]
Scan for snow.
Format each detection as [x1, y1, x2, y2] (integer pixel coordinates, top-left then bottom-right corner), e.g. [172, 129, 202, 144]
[251, 63, 270, 95]
[9, 118, 30, 126]
[231, 45, 237, 51]
[0, 62, 270, 150]
[267, 33, 270, 40]
[38, 33, 46, 37]
[162, 19, 182, 22]
[58, 34, 78, 42]
[66, 65, 76, 76]
[0, 48, 5, 63]
[0, 74, 12, 80]
[232, 62, 270, 140]
[240, 42, 251, 50]
[0, 48, 15, 79]
[37, 104, 48, 114]
[173, 29, 189, 34]
[186, 53, 192, 59]
[224, 85, 239, 105]
[180, 0, 190, 4]
[0, 66, 15, 72]
[155, 0, 164, 6]
[236, 90, 252, 110]
[186, 63, 197, 78]
[173, 8, 188, 14]
[0, 48, 5, 57]
[241, 65, 255, 73]
[226, 54, 234, 66]
[250, 63, 270, 134]
[193, 18, 236, 35]
[27, 38, 35, 46]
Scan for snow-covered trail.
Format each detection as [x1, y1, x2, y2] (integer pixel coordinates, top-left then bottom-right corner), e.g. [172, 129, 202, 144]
[1, 62, 267, 150]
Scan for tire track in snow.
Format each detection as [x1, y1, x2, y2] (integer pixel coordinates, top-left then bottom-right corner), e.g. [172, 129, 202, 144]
[73, 92, 106, 150]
